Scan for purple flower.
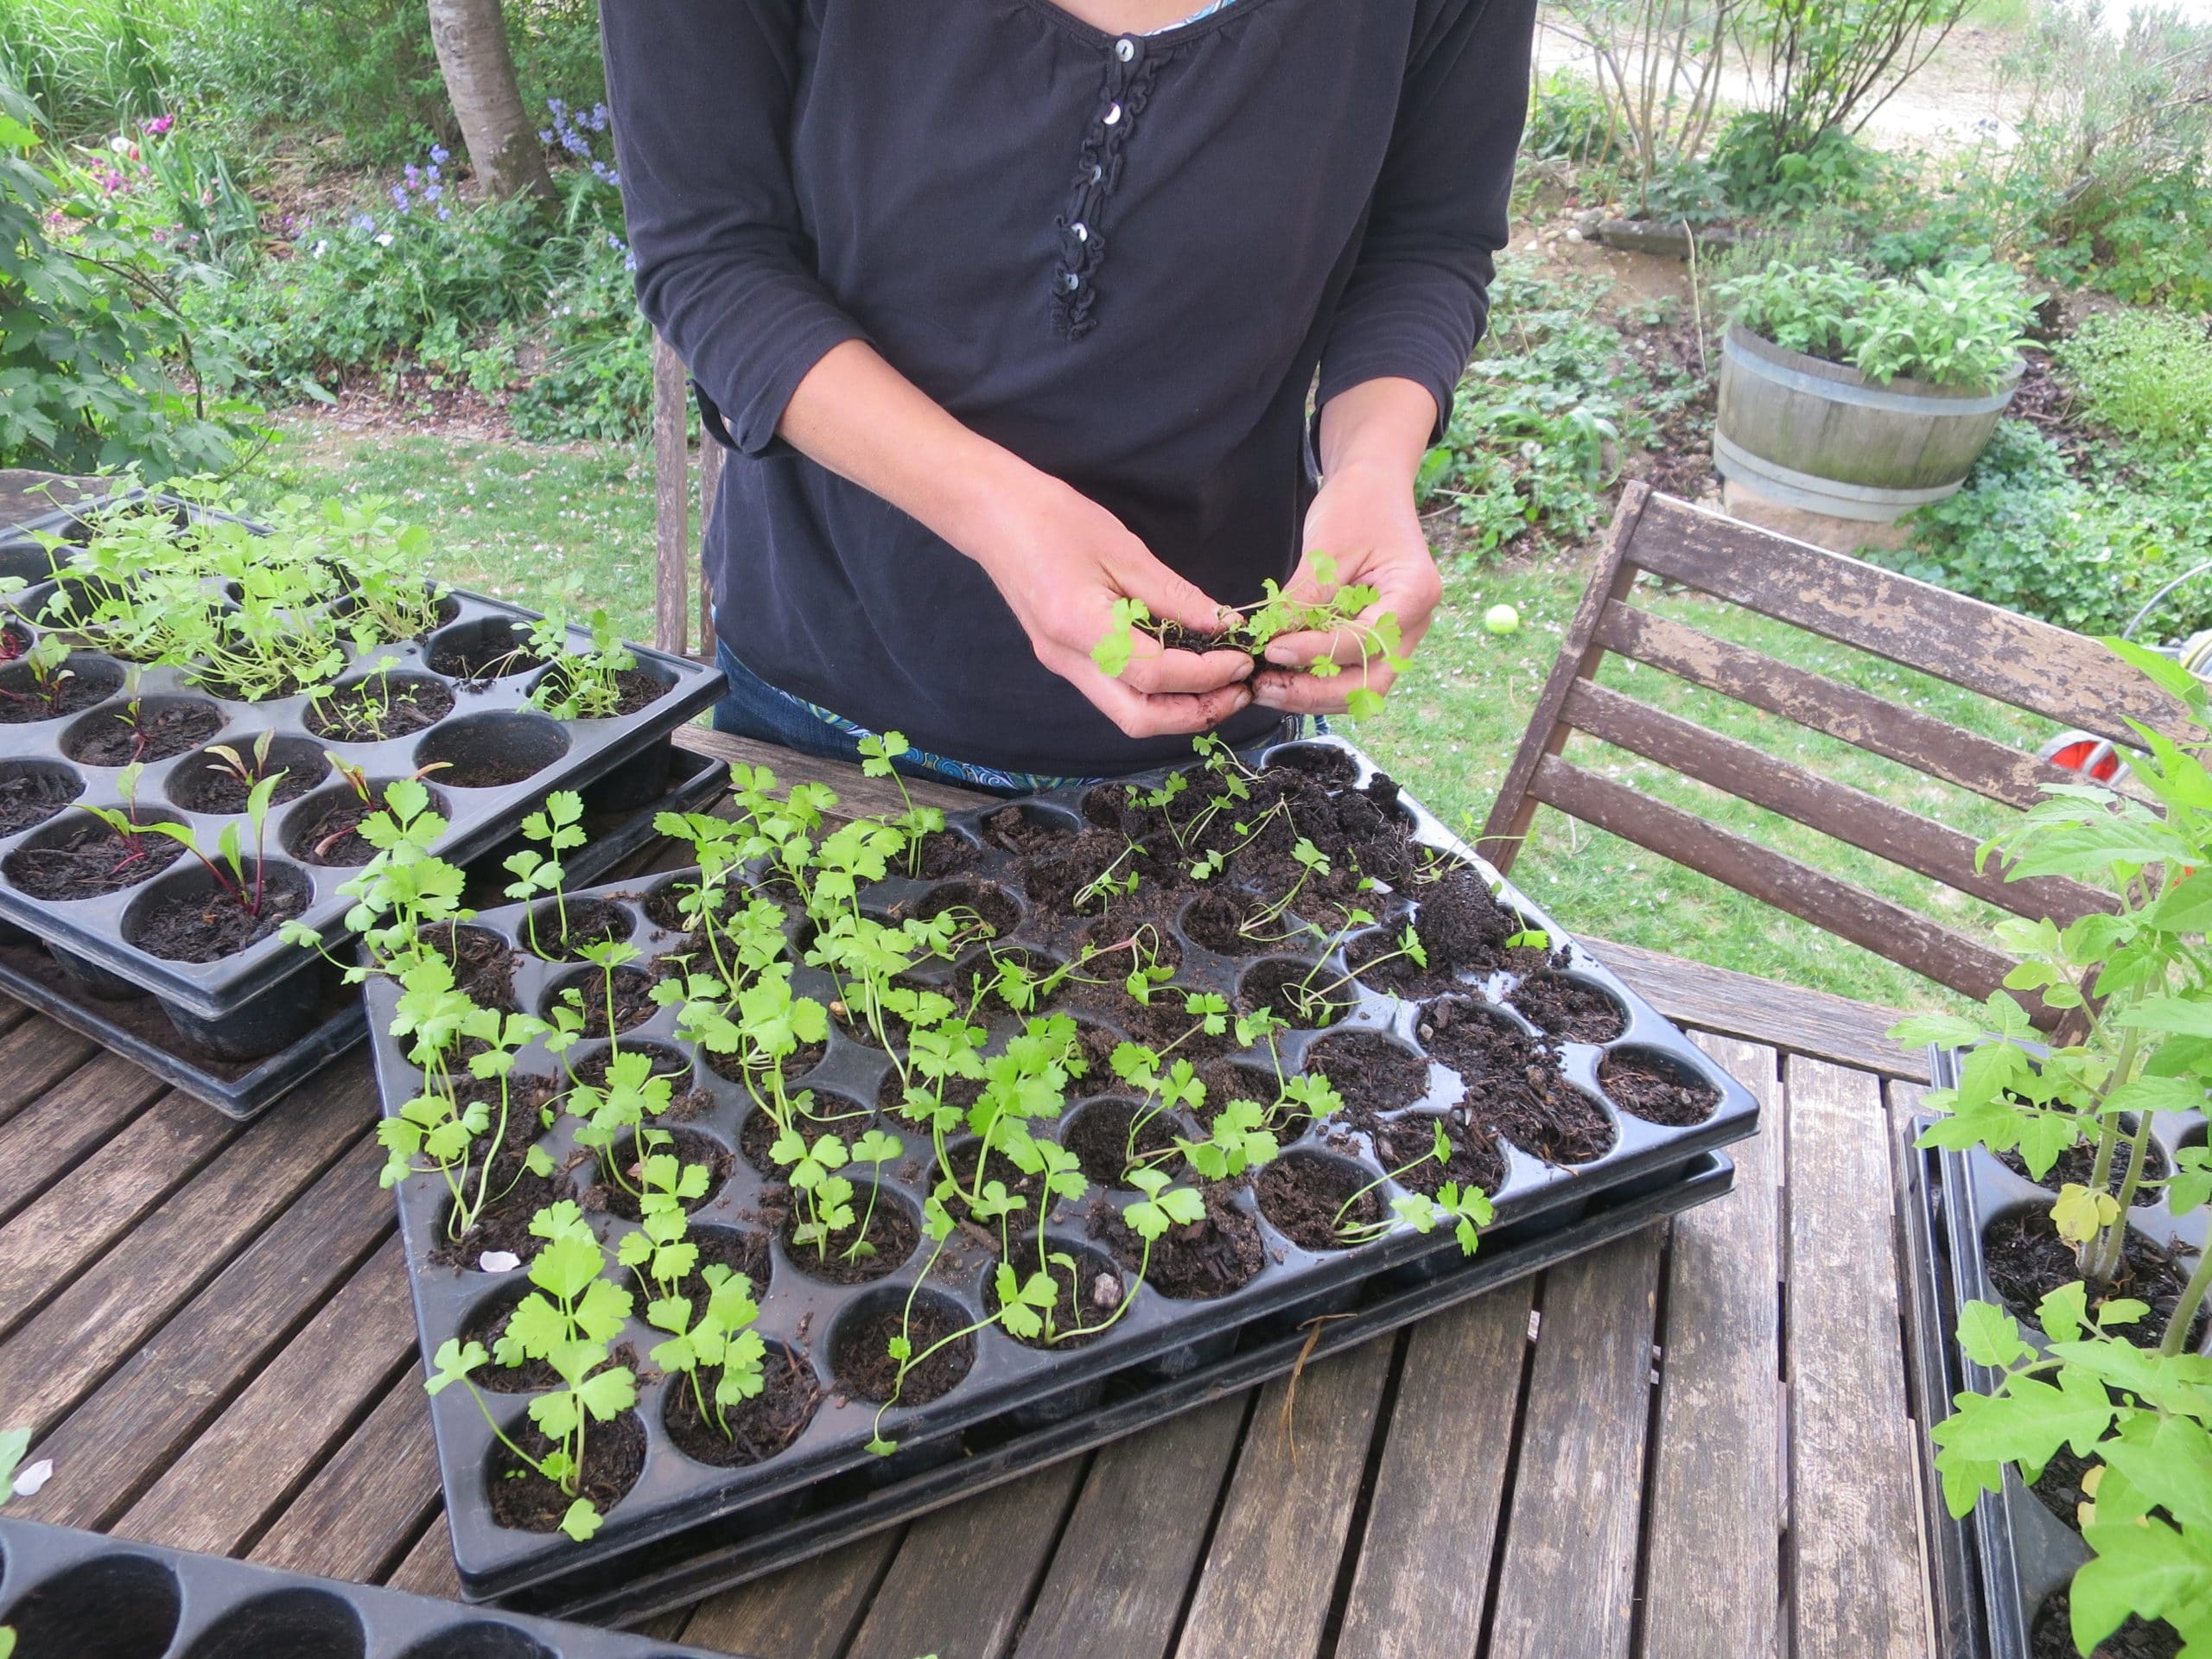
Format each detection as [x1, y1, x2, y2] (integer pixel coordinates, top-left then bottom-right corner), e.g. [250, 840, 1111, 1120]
[100, 168, 124, 191]
[607, 232, 625, 250]
[429, 144, 449, 164]
[424, 183, 442, 202]
[426, 163, 441, 183]
[538, 129, 556, 144]
[144, 114, 174, 136]
[404, 163, 421, 185]
[437, 206, 451, 221]
[588, 104, 608, 130]
[548, 98, 567, 117]
[352, 212, 377, 233]
[391, 185, 409, 208]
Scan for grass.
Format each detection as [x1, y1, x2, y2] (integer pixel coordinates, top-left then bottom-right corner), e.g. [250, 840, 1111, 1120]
[254, 413, 2044, 1020]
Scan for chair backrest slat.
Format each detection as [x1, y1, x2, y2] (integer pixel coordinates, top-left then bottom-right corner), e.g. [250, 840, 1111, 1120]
[1557, 680, 2113, 928]
[1626, 494, 2190, 745]
[1485, 484, 2197, 1029]
[1529, 753, 2025, 1006]
[1593, 601, 2072, 810]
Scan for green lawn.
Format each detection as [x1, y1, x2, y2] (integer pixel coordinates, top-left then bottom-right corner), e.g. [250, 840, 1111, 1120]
[256, 417, 2044, 1017]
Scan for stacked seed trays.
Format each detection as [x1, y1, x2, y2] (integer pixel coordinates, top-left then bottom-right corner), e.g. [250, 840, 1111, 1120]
[362, 731, 1758, 1616]
[0, 1516, 745, 1659]
[0, 490, 722, 1117]
[1905, 1061, 2212, 1659]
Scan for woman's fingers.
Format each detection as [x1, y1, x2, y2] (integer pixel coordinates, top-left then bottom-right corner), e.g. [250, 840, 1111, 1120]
[1045, 643, 1254, 738]
[1117, 643, 1255, 696]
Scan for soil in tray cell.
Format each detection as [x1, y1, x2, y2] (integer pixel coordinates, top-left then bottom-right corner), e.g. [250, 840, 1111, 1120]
[0, 761, 81, 836]
[568, 1040, 709, 1119]
[1019, 829, 1158, 915]
[1597, 1048, 1721, 1127]
[520, 895, 632, 962]
[287, 793, 389, 868]
[164, 737, 327, 815]
[1362, 1109, 1506, 1198]
[5, 816, 188, 899]
[1983, 1209, 2210, 1348]
[987, 1236, 1128, 1350]
[1061, 1097, 1182, 1191]
[1090, 1184, 1263, 1297]
[1510, 970, 1628, 1043]
[982, 802, 1081, 857]
[579, 1127, 733, 1223]
[0, 653, 122, 721]
[1304, 1031, 1433, 1114]
[303, 671, 454, 742]
[941, 1134, 1046, 1210]
[1256, 1150, 1384, 1252]
[424, 922, 522, 1014]
[832, 1286, 976, 1405]
[1235, 957, 1354, 1030]
[529, 662, 673, 719]
[664, 1341, 822, 1467]
[1178, 889, 1288, 958]
[1191, 1058, 1288, 1127]
[1999, 1116, 2171, 1207]
[461, 1279, 639, 1395]
[1263, 742, 1359, 786]
[129, 861, 312, 963]
[707, 1031, 829, 1091]
[911, 829, 981, 880]
[908, 879, 1020, 942]
[1351, 871, 1560, 996]
[63, 696, 223, 766]
[740, 1093, 872, 1174]
[2033, 1591, 2181, 1659]
[487, 1408, 646, 1534]
[541, 965, 661, 1039]
[1418, 995, 1618, 1166]
[779, 1184, 919, 1285]
[430, 1074, 570, 1267]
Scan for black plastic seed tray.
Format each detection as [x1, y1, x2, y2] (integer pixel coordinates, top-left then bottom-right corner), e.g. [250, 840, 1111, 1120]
[0, 553, 722, 1036]
[0, 1516, 746, 1658]
[365, 734, 1759, 1603]
[530, 1146, 1735, 1625]
[0, 744, 724, 1121]
[1910, 1047, 2212, 1657]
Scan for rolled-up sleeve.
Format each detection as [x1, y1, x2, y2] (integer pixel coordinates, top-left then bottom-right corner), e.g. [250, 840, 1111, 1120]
[603, 0, 870, 454]
[1316, 0, 1535, 442]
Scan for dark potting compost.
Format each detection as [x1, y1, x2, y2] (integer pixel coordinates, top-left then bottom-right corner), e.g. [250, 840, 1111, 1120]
[365, 736, 1758, 1608]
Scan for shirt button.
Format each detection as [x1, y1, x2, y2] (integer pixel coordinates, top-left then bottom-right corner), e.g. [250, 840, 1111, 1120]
[1104, 102, 1124, 126]
[1071, 222, 1090, 242]
[1064, 271, 1081, 290]
[1090, 164, 1103, 184]
[1116, 37, 1137, 61]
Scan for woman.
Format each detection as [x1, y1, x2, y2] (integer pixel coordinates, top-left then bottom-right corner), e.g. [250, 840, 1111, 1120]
[604, 0, 1534, 791]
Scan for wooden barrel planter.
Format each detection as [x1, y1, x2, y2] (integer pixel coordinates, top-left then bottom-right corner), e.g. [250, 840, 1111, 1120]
[1714, 323, 2024, 524]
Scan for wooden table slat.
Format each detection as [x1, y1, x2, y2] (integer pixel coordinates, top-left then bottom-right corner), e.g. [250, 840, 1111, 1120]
[1638, 1036, 1785, 1659]
[1485, 1232, 1665, 1659]
[115, 1233, 417, 1555]
[0, 1054, 182, 1236]
[1329, 1282, 1535, 1659]
[680, 1534, 902, 1659]
[25, 1131, 396, 1532]
[1784, 1055, 1935, 1659]
[0, 1015, 99, 1133]
[249, 1362, 441, 1583]
[1173, 1338, 1395, 1659]
[842, 1463, 1085, 1659]
[1012, 1395, 1248, 1659]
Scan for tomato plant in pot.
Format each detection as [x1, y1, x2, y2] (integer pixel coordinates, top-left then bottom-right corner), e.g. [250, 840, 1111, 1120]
[340, 709, 1759, 1609]
[1713, 257, 2034, 523]
[1897, 640, 2212, 1657]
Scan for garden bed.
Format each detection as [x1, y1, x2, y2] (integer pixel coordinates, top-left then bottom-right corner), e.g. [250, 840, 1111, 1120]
[0, 1515, 736, 1659]
[1907, 1049, 2208, 1659]
[0, 743, 721, 1119]
[365, 735, 1758, 1605]
[0, 493, 721, 1057]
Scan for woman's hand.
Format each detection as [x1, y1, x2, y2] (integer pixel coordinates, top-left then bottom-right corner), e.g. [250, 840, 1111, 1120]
[779, 340, 1252, 739]
[962, 466, 1256, 739]
[1252, 378, 1443, 716]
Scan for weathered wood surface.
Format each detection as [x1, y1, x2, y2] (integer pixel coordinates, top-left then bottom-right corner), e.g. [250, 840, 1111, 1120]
[0, 741, 1946, 1659]
[1484, 484, 2190, 1020]
[652, 329, 692, 658]
[1533, 753, 2029, 1014]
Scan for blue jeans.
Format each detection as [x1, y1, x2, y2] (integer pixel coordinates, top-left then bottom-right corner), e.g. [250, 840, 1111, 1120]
[711, 639, 1313, 797]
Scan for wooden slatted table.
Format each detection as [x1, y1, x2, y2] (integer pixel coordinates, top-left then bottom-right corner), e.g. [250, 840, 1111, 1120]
[0, 729, 1950, 1658]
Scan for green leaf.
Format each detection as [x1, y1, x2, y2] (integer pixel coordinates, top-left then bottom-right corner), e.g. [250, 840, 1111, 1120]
[2074, 1513, 2212, 1649]
[2118, 997, 2212, 1039]
[558, 1498, 604, 1542]
[2037, 1282, 2089, 1344]
[1959, 1300, 2033, 1369]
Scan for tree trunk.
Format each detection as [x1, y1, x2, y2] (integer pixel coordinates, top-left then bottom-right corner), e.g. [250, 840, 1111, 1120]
[426, 0, 556, 204]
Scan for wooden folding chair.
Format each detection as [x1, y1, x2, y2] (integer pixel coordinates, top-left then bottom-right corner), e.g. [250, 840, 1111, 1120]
[1483, 482, 2197, 1029]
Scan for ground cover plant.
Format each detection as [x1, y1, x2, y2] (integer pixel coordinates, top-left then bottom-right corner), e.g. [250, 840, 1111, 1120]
[1898, 642, 2212, 1656]
[334, 731, 1746, 1559]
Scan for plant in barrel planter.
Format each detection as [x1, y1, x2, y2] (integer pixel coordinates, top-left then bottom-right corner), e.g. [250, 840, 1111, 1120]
[340, 702, 1760, 1611]
[1898, 641, 2212, 1656]
[0, 481, 721, 1115]
[1713, 257, 2033, 523]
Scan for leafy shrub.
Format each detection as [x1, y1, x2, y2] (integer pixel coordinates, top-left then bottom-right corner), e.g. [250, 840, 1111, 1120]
[0, 84, 259, 473]
[2056, 309, 2212, 450]
[1711, 114, 1896, 217]
[197, 144, 556, 397]
[1522, 68, 1612, 164]
[1732, 0, 1972, 158]
[1416, 263, 1689, 555]
[1717, 257, 2031, 389]
[1877, 423, 2130, 633]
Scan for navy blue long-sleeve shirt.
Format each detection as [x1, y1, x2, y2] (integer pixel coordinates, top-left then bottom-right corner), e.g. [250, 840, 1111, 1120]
[604, 0, 1533, 776]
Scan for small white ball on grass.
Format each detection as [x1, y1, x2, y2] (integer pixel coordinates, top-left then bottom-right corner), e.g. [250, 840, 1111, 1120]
[1484, 603, 1522, 636]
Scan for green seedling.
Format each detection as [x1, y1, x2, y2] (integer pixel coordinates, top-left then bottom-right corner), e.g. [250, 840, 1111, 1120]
[504, 791, 588, 957]
[528, 607, 638, 720]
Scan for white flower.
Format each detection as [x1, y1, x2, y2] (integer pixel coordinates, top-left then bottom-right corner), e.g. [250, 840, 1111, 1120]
[311, 239, 328, 257]
[479, 1250, 521, 1274]
[14, 1459, 53, 1497]
[108, 135, 130, 154]
[374, 232, 394, 247]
